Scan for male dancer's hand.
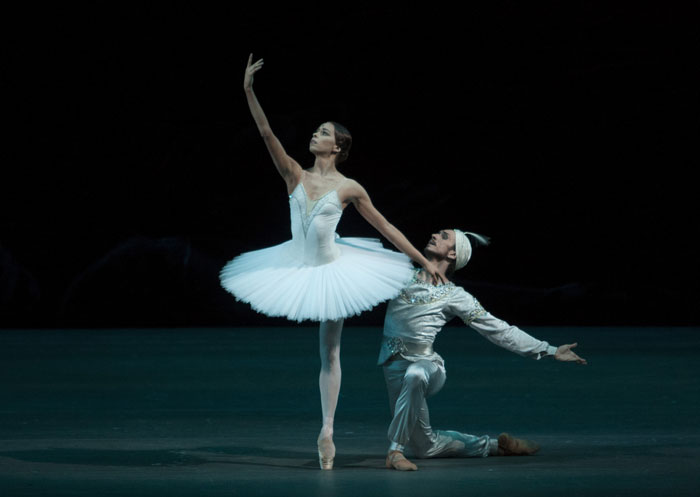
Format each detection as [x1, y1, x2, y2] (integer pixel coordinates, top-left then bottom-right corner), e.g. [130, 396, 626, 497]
[555, 343, 587, 365]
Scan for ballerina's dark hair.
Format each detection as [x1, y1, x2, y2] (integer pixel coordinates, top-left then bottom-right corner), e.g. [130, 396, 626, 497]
[330, 121, 352, 164]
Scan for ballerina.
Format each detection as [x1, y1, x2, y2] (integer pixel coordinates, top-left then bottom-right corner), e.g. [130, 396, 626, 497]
[220, 54, 444, 470]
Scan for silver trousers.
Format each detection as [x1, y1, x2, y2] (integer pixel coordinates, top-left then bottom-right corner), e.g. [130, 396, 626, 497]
[384, 358, 494, 458]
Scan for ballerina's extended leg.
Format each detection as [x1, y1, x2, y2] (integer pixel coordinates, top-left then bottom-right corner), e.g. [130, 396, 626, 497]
[318, 318, 343, 469]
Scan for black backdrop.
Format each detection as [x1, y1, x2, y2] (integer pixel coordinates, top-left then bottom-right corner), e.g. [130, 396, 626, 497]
[2, 4, 698, 327]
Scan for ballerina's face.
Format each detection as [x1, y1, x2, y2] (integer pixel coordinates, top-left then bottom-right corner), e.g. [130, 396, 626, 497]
[425, 229, 456, 261]
[309, 122, 340, 156]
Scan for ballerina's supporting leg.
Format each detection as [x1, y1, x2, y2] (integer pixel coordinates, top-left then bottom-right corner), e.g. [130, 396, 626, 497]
[317, 318, 343, 469]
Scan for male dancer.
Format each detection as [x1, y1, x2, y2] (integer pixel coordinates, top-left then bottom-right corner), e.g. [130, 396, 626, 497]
[379, 229, 587, 471]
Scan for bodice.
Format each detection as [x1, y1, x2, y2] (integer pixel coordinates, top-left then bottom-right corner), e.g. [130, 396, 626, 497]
[288, 183, 343, 266]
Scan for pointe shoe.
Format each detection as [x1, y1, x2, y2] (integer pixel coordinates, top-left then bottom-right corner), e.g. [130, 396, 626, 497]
[497, 433, 540, 456]
[317, 436, 335, 470]
[386, 450, 418, 471]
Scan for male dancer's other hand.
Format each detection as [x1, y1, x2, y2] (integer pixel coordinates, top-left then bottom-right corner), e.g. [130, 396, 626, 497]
[555, 343, 587, 365]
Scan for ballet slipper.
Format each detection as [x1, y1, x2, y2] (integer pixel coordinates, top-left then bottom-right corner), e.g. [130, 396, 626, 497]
[497, 433, 540, 456]
[317, 436, 335, 470]
[386, 450, 418, 471]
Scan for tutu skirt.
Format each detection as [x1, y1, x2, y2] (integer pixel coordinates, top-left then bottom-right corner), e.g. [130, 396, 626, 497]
[220, 237, 415, 322]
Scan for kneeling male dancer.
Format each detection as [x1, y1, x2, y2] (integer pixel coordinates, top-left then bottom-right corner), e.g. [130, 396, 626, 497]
[379, 229, 587, 471]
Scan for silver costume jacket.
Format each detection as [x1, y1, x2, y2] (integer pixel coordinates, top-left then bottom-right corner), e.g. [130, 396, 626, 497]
[378, 271, 557, 366]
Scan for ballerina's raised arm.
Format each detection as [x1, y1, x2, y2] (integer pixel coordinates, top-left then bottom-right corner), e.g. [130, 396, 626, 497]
[243, 54, 303, 194]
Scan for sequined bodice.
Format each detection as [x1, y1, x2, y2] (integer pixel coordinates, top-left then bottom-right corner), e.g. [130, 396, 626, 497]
[288, 183, 343, 266]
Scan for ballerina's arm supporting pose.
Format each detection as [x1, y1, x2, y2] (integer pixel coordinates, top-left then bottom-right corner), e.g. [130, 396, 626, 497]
[343, 180, 445, 283]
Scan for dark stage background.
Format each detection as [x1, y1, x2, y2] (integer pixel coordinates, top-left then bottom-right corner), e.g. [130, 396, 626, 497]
[2, 4, 698, 328]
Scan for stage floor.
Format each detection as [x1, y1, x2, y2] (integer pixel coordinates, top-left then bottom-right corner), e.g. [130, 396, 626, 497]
[1, 326, 698, 496]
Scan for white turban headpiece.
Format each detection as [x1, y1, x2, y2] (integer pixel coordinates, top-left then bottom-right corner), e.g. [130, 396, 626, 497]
[453, 229, 490, 271]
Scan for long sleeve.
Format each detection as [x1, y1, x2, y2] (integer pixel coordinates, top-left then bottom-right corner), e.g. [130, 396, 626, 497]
[448, 288, 557, 360]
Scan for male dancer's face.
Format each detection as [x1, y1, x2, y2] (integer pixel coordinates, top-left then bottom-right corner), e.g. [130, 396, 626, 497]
[424, 229, 456, 262]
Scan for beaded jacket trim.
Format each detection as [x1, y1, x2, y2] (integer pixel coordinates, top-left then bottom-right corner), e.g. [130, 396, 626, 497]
[462, 299, 487, 325]
[399, 270, 456, 304]
[386, 336, 408, 355]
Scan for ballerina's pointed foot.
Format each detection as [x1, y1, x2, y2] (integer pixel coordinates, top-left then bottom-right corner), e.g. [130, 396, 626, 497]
[317, 436, 336, 470]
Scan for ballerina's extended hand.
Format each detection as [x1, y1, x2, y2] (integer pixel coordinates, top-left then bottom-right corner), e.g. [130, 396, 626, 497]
[422, 260, 447, 286]
[244, 53, 264, 91]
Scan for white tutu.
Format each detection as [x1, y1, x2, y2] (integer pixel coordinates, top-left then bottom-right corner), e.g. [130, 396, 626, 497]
[220, 183, 415, 322]
[220, 237, 415, 322]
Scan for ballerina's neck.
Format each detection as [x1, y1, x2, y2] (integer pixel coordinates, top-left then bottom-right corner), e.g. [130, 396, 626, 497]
[311, 157, 338, 174]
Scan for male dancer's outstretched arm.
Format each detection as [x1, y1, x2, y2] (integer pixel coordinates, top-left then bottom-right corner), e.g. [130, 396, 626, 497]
[455, 294, 587, 364]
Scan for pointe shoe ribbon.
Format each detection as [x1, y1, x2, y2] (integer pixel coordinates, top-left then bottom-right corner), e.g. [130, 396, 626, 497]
[317, 437, 335, 470]
[497, 433, 540, 456]
[386, 450, 418, 471]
